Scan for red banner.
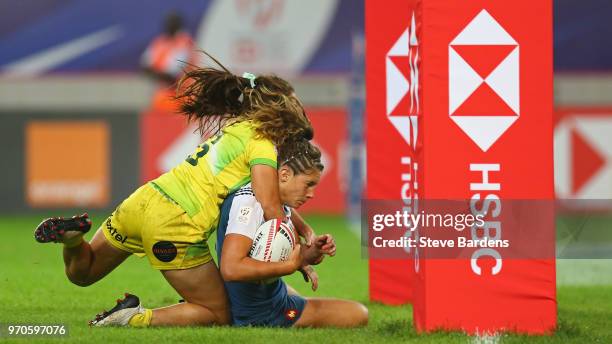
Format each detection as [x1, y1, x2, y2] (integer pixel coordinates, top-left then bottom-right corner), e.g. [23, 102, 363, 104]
[366, 0, 421, 304]
[140, 109, 347, 213]
[417, 0, 555, 334]
[298, 108, 347, 214]
[367, 0, 556, 334]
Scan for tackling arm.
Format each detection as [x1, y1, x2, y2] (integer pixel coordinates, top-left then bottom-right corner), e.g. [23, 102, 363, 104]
[251, 165, 286, 221]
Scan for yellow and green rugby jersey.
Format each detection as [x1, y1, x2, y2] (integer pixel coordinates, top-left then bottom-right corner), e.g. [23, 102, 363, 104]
[151, 120, 277, 230]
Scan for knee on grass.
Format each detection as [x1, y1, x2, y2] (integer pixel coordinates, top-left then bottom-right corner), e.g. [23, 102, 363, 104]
[353, 302, 369, 327]
[335, 300, 369, 327]
[302, 299, 369, 328]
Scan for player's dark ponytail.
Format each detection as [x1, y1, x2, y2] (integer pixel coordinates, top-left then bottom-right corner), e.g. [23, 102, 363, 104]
[298, 127, 314, 141]
[178, 69, 243, 116]
[175, 51, 312, 143]
[175, 52, 249, 136]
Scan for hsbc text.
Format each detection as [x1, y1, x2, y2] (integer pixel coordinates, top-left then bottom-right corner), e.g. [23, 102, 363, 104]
[401, 156, 420, 270]
[469, 163, 502, 276]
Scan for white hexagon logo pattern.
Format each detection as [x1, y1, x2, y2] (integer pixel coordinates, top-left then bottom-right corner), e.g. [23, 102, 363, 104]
[386, 12, 419, 149]
[449, 9, 519, 152]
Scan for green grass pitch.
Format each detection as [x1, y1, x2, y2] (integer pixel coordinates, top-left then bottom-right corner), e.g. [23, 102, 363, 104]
[0, 214, 610, 343]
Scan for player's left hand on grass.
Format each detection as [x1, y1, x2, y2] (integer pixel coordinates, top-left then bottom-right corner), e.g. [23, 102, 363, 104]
[299, 265, 319, 291]
[315, 234, 336, 257]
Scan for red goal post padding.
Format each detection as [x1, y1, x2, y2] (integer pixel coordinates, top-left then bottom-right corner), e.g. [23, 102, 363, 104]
[366, 0, 556, 334]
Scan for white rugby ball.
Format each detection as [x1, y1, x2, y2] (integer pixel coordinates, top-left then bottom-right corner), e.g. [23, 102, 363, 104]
[250, 219, 296, 262]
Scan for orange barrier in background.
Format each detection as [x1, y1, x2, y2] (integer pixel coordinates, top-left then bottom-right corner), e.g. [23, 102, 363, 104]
[25, 121, 110, 208]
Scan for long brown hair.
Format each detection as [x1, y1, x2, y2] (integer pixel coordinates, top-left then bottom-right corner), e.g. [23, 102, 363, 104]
[175, 52, 312, 147]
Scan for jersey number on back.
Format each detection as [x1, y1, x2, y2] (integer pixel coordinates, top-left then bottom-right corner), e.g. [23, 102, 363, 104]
[186, 134, 222, 166]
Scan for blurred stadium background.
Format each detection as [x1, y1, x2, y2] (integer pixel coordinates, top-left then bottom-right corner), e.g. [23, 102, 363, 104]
[0, 0, 611, 342]
[2, 0, 612, 216]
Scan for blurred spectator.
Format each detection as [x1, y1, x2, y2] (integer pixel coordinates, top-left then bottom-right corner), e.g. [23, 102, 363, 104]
[141, 11, 196, 113]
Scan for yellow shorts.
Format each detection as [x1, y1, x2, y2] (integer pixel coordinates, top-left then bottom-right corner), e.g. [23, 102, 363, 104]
[101, 183, 213, 270]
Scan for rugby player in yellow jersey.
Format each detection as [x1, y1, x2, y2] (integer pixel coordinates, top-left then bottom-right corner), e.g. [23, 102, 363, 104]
[33, 55, 324, 327]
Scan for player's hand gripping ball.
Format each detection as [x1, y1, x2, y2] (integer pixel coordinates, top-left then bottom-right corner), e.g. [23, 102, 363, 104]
[250, 219, 296, 262]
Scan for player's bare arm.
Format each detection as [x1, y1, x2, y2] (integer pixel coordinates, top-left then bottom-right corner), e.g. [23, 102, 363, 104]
[251, 164, 286, 220]
[221, 233, 301, 281]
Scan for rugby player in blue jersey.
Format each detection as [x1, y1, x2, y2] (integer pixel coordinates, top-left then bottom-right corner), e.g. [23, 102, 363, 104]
[216, 138, 368, 327]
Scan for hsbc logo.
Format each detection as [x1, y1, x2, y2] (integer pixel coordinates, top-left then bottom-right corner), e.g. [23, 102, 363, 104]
[386, 13, 419, 149]
[449, 10, 519, 152]
[385, 13, 421, 272]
